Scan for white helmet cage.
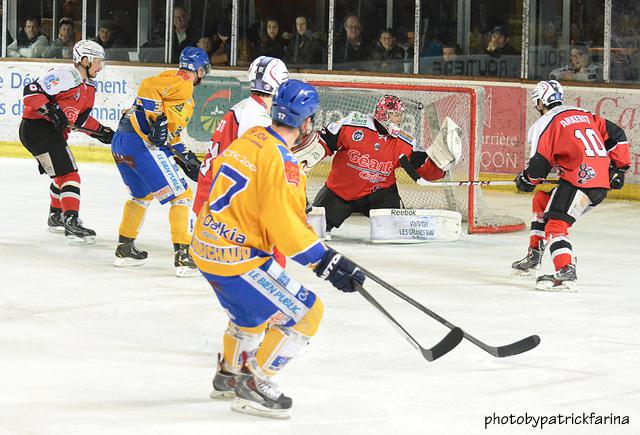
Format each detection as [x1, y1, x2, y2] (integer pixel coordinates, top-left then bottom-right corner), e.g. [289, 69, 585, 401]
[531, 80, 564, 108]
[248, 56, 289, 95]
[72, 39, 106, 66]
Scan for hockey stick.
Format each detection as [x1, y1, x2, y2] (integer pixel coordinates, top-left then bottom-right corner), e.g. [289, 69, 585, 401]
[398, 155, 558, 187]
[354, 262, 541, 357]
[69, 124, 111, 141]
[355, 282, 463, 362]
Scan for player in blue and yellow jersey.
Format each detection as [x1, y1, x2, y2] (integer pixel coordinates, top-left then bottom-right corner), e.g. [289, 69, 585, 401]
[192, 80, 365, 419]
[111, 47, 208, 277]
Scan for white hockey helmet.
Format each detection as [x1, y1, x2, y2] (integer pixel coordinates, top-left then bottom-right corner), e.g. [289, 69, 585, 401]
[531, 80, 563, 108]
[248, 56, 289, 95]
[72, 39, 105, 65]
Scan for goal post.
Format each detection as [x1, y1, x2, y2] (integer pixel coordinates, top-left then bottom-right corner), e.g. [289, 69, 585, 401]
[305, 80, 525, 234]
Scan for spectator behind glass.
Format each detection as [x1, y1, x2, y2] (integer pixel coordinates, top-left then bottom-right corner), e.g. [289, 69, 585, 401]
[370, 28, 405, 73]
[211, 21, 231, 66]
[44, 17, 75, 59]
[442, 41, 461, 62]
[172, 5, 200, 63]
[485, 25, 518, 58]
[1, 3, 15, 48]
[61, 0, 82, 21]
[257, 18, 287, 59]
[549, 44, 602, 82]
[94, 20, 127, 61]
[7, 17, 48, 58]
[334, 14, 369, 70]
[139, 17, 165, 63]
[197, 36, 213, 57]
[285, 16, 322, 67]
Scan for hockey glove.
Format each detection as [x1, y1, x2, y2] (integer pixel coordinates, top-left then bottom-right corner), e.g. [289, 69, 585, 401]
[175, 150, 201, 182]
[313, 248, 365, 293]
[92, 125, 115, 144]
[43, 102, 69, 131]
[515, 171, 536, 192]
[148, 114, 168, 148]
[609, 164, 628, 190]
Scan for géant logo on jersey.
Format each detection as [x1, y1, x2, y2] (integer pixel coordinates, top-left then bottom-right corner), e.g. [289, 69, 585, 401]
[346, 149, 394, 183]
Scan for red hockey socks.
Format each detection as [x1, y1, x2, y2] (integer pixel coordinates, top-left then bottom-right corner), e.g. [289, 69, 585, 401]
[529, 190, 551, 249]
[545, 219, 573, 271]
[55, 172, 81, 215]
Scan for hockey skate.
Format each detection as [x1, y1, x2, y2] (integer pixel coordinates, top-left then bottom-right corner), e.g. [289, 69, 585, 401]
[210, 354, 236, 399]
[47, 210, 65, 233]
[511, 241, 544, 278]
[174, 243, 200, 277]
[114, 236, 148, 267]
[231, 365, 292, 419]
[535, 264, 578, 292]
[64, 214, 96, 244]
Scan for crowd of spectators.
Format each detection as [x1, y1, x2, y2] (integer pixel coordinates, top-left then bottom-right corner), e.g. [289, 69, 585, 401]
[1, 3, 637, 82]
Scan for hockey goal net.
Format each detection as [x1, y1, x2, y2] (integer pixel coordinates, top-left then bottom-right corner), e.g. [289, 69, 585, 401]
[305, 81, 524, 234]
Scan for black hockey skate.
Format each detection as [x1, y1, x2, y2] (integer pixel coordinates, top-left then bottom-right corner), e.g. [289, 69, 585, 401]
[231, 364, 292, 419]
[174, 243, 199, 277]
[64, 213, 96, 244]
[114, 236, 148, 267]
[511, 241, 544, 278]
[47, 209, 65, 233]
[210, 353, 236, 399]
[535, 264, 578, 292]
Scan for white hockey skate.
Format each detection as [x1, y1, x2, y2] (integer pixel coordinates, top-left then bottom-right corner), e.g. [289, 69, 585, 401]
[535, 264, 578, 292]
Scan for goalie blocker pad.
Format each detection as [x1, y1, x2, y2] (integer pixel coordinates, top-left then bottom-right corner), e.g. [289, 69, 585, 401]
[370, 209, 462, 243]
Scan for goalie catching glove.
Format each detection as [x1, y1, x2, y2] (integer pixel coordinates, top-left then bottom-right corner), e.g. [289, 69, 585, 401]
[314, 247, 365, 292]
[291, 131, 326, 171]
[426, 117, 463, 171]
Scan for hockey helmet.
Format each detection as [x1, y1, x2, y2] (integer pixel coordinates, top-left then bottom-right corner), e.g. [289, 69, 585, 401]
[179, 46, 211, 75]
[72, 39, 105, 65]
[374, 94, 405, 133]
[531, 80, 564, 108]
[271, 79, 320, 129]
[248, 56, 289, 95]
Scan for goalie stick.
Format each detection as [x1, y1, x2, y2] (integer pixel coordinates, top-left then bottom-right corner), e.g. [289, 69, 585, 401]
[398, 155, 558, 187]
[355, 282, 463, 362]
[354, 261, 541, 357]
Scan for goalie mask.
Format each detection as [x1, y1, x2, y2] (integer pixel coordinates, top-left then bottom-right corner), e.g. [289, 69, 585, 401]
[374, 95, 405, 135]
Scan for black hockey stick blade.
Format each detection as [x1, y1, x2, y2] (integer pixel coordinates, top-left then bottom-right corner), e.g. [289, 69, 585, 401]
[356, 283, 462, 362]
[478, 334, 541, 357]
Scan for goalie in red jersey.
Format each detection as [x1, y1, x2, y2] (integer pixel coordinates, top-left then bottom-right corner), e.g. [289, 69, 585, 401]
[512, 80, 631, 292]
[293, 94, 461, 232]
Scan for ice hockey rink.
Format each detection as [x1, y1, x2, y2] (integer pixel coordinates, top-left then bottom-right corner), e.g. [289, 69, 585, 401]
[1, 157, 639, 435]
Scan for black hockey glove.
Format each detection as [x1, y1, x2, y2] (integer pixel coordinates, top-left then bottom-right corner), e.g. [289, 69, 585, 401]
[313, 248, 365, 293]
[609, 164, 628, 190]
[515, 171, 536, 192]
[175, 150, 201, 182]
[148, 114, 168, 148]
[92, 125, 115, 144]
[43, 102, 69, 131]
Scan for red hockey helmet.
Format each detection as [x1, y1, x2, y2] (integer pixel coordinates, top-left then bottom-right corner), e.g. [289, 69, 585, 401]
[374, 95, 405, 133]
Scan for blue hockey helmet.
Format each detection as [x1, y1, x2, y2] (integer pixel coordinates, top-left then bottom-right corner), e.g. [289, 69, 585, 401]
[179, 47, 211, 75]
[271, 80, 320, 129]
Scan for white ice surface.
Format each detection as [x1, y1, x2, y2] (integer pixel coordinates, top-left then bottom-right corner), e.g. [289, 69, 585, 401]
[1, 157, 639, 435]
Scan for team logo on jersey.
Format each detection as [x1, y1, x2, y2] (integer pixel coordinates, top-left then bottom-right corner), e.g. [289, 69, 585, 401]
[352, 130, 364, 142]
[373, 143, 381, 150]
[43, 74, 60, 90]
[577, 163, 596, 184]
[284, 161, 300, 186]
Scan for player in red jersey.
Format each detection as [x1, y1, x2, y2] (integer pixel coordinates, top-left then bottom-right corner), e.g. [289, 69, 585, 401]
[19, 40, 114, 244]
[512, 80, 631, 291]
[297, 94, 459, 232]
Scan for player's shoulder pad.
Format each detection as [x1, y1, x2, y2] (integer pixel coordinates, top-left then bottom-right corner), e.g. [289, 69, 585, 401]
[343, 111, 376, 129]
[38, 65, 82, 94]
[275, 144, 301, 187]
